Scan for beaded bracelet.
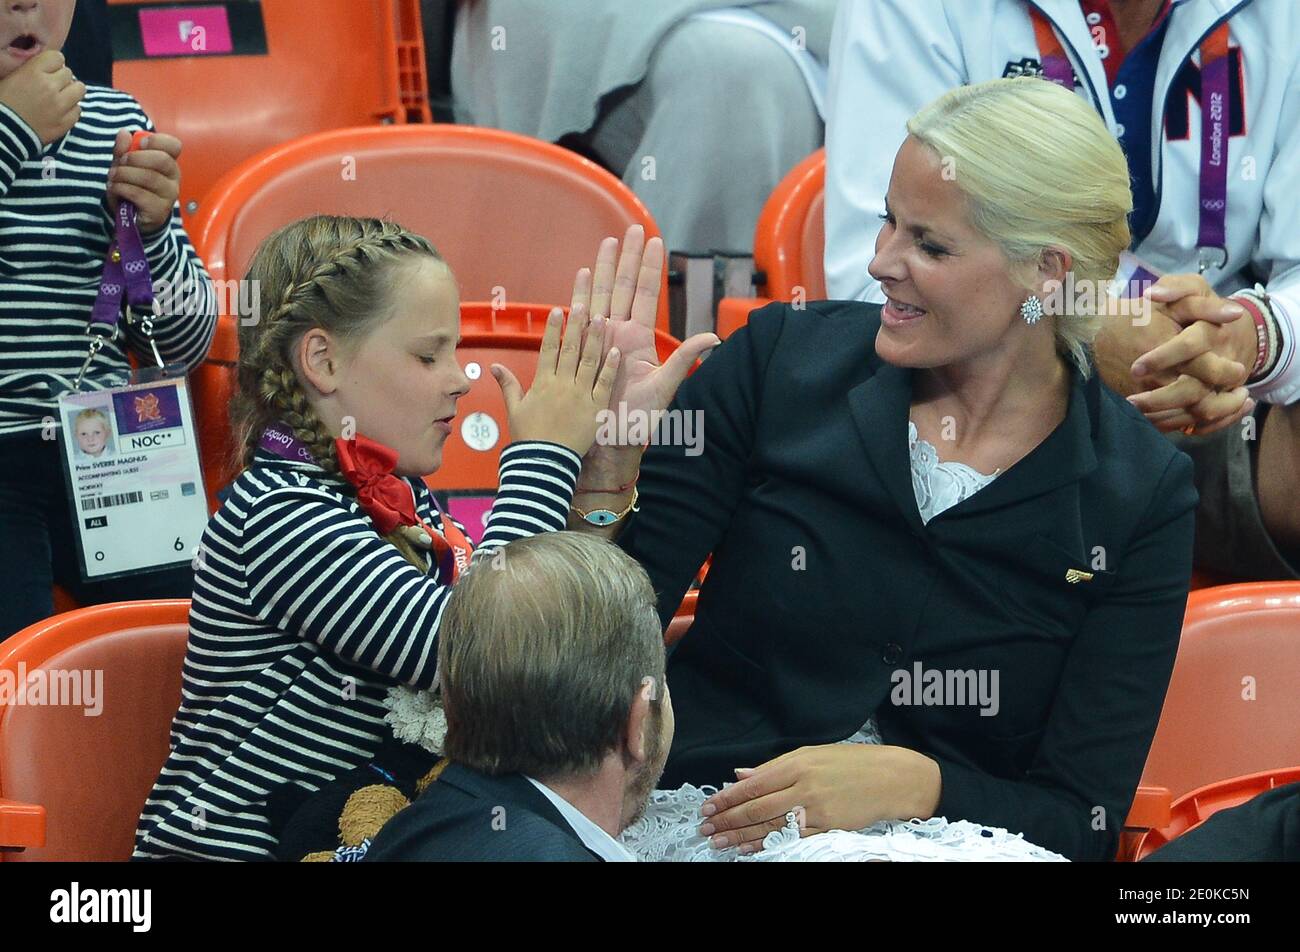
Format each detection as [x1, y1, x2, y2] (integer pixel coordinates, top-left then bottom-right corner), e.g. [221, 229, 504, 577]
[1231, 285, 1280, 382]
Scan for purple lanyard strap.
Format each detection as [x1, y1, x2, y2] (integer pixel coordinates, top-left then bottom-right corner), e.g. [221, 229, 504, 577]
[1196, 24, 1231, 272]
[1034, 11, 1232, 274]
[74, 198, 161, 390]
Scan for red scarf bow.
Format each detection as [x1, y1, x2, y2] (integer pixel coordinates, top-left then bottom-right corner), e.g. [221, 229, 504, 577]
[334, 433, 474, 583]
[334, 434, 420, 535]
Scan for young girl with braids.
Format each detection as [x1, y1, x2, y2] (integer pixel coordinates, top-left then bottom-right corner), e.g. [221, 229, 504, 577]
[132, 214, 646, 860]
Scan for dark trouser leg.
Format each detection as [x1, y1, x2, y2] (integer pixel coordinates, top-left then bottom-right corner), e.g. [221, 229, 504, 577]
[0, 432, 57, 639]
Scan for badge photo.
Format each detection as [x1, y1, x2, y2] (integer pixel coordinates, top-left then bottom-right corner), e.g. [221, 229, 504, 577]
[57, 377, 209, 583]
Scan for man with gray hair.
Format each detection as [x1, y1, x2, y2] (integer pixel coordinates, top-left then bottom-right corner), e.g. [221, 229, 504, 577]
[365, 532, 673, 862]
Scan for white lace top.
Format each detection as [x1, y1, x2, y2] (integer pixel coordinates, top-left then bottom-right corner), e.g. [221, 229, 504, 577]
[908, 420, 1000, 524]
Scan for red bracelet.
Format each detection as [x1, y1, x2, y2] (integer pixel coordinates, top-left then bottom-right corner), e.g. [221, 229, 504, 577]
[1231, 293, 1269, 377]
[574, 472, 639, 495]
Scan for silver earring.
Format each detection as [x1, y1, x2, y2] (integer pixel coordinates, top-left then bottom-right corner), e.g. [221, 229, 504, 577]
[1020, 295, 1044, 325]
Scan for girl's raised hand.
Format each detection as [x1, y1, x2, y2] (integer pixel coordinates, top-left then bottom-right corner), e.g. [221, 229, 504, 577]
[489, 303, 619, 457]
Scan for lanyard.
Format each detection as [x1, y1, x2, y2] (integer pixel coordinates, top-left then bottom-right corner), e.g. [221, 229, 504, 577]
[1031, 7, 1232, 272]
[76, 131, 165, 390]
[258, 423, 473, 584]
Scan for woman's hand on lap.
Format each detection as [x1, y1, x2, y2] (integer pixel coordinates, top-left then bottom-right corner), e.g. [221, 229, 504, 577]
[697, 744, 943, 854]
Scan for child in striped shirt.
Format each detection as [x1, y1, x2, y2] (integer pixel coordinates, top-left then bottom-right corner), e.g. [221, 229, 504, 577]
[0, 0, 217, 637]
[134, 215, 622, 860]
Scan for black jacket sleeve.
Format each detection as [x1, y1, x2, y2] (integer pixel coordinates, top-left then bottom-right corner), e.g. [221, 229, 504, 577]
[617, 303, 785, 627]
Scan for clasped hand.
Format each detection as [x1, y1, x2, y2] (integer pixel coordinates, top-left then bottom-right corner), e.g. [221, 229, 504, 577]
[1104, 273, 1257, 435]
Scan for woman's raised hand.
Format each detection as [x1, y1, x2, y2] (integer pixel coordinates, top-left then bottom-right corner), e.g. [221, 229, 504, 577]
[576, 225, 721, 455]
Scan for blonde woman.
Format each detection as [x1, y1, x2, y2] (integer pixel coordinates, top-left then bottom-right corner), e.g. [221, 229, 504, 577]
[582, 78, 1198, 861]
[825, 0, 1300, 583]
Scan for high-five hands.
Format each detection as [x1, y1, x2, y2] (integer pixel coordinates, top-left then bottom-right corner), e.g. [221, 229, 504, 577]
[491, 303, 620, 457]
[574, 225, 721, 441]
[491, 227, 722, 500]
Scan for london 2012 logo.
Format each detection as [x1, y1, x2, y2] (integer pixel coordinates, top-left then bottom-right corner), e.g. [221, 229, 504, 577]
[134, 392, 163, 424]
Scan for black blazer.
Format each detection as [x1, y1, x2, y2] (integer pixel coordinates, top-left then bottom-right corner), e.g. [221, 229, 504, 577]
[363, 763, 601, 862]
[618, 301, 1197, 862]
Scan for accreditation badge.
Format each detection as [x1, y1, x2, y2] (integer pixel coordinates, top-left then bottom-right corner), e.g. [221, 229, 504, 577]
[57, 375, 208, 581]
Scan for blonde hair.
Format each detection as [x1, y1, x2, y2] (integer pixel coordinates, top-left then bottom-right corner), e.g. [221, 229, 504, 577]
[230, 215, 449, 568]
[74, 408, 109, 428]
[906, 77, 1133, 376]
[438, 532, 666, 780]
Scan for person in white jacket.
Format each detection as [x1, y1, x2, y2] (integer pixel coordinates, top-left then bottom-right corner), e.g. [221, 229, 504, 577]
[825, 0, 1299, 580]
[451, 0, 836, 252]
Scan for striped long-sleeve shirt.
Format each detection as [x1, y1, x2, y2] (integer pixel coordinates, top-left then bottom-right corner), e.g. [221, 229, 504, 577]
[133, 440, 582, 861]
[0, 86, 216, 435]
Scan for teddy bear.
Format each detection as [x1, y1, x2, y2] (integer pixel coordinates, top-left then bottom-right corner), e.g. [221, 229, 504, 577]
[268, 685, 449, 861]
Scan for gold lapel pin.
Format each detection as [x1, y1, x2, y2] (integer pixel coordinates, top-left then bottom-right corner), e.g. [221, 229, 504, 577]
[1065, 568, 1095, 584]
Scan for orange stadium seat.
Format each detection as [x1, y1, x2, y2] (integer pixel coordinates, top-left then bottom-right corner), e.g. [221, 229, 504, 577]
[192, 309, 240, 514]
[0, 600, 190, 861]
[1140, 582, 1300, 801]
[1117, 785, 1173, 861]
[715, 148, 825, 339]
[186, 123, 669, 507]
[108, 0, 430, 224]
[1118, 581, 1300, 860]
[191, 125, 670, 330]
[1130, 766, 1300, 861]
[667, 589, 699, 646]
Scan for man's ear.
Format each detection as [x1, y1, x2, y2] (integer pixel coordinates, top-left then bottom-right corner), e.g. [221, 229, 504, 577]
[623, 678, 657, 766]
[296, 327, 342, 396]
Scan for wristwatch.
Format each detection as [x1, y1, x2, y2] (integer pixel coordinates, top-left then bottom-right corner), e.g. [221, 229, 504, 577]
[572, 486, 639, 526]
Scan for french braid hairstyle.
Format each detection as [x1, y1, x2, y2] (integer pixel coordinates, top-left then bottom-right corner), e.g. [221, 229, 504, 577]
[230, 215, 448, 569]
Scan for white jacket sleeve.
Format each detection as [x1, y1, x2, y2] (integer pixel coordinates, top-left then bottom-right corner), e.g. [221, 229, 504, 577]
[824, 0, 968, 303]
[1244, 58, 1300, 406]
